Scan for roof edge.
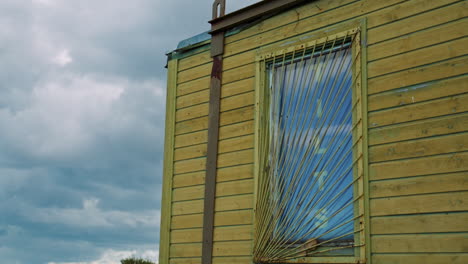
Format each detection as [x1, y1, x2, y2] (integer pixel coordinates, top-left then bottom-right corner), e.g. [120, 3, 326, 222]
[209, 0, 312, 34]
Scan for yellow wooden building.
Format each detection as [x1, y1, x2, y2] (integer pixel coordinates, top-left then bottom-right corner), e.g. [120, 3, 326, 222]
[159, 0, 468, 263]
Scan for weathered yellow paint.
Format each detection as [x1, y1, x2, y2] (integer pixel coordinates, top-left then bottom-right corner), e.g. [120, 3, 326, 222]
[370, 191, 468, 216]
[178, 50, 212, 72]
[172, 194, 253, 216]
[177, 62, 212, 84]
[368, 19, 467, 61]
[159, 59, 178, 264]
[372, 254, 468, 264]
[370, 171, 468, 198]
[369, 113, 468, 146]
[172, 164, 253, 188]
[368, 56, 468, 95]
[177, 76, 210, 97]
[172, 179, 254, 202]
[368, 38, 467, 78]
[371, 212, 468, 234]
[369, 93, 468, 128]
[367, 1, 467, 44]
[171, 209, 253, 230]
[170, 240, 252, 258]
[371, 233, 468, 253]
[370, 152, 468, 181]
[174, 118, 253, 148]
[174, 134, 253, 161]
[164, 0, 468, 263]
[171, 225, 252, 243]
[368, 75, 468, 111]
[369, 132, 468, 163]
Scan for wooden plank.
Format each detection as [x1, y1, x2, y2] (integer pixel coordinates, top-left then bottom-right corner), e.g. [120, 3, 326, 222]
[216, 179, 254, 197]
[372, 254, 468, 264]
[217, 149, 253, 168]
[173, 185, 204, 202]
[177, 62, 212, 85]
[219, 120, 254, 138]
[171, 225, 252, 244]
[213, 257, 252, 264]
[224, 0, 359, 44]
[219, 134, 254, 154]
[174, 143, 206, 161]
[217, 164, 253, 182]
[174, 130, 207, 148]
[178, 76, 210, 97]
[369, 152, 468, 181]
[370, 191, 468, 216]
[371, 233, 468, 253]
[368, 56, 468, 95]
[172, 199, 204, 216]
[176, 92, 255, 122]
[170, 257, 201, 264]
[214, 209, 253, 227]
[371, 212, 468, 234]
[224, 0, 405, 57]
[213, 225, 252, 242]
[170, 240, 252, 258]
[172, 179, 254, 202]
[172, 257, 252, 264]
[368, 19, 468, 61]
[172, 194, 253, 216]
[175, 116, 208, 135]
[220, 91, 255, 112]
[178, 51, 255, 85]
[368, 75, 468, 111]
[173, 171, 206, 189]
[159, 59, 178, 264]
[368, 38, 468, 78]
[174, 134, 253, 161]
[221, 77, 254, 98]
[369, 93, 468, 128]
[370, 171, 468, 198]
[171, 209, 253, 229]
[173, 164, 253, 188]
[170, 243, 202, 258]
[176, 78, 256, 110]
[224, 0, 456, 58]
[366, 0, 459, 28]
[176, 103, 208, 122]
[369, 132, 468, 163]
[214, 194, 253, 212]
[174, 157, 206, 175]
[368, 1, 468, 45]
[175, 117, 253, 138]
[172, 228, 203, 243]
[212, 241, 252, 257]
[368, 113, 468, 146]
[223, 51, 256, 71]
[178, 51, 212, 72]
[219, 105, 254, 127]
[177, 89, 209, 110]
[222, 63, 255, 85]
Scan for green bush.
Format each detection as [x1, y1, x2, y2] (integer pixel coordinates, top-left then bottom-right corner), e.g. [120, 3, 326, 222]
[120, 257, 156, 264]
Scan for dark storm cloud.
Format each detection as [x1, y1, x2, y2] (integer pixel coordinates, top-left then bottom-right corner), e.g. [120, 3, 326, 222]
[0, 0, 258, 263]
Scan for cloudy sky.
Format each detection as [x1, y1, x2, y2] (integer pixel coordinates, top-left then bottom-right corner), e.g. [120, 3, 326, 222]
[0, 0, 257, 263]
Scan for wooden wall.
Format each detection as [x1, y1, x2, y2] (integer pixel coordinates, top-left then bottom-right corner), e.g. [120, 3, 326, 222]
[162, 0, 468, 263]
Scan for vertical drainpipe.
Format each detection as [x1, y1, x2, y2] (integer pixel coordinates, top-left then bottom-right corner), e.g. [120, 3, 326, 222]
[202, 1, 226, 264]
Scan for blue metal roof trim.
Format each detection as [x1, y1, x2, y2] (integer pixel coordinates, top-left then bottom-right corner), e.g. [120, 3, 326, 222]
[174, 24, 248, 53]
[176, 31, 211, 50]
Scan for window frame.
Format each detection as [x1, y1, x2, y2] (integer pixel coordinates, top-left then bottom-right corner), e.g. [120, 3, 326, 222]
[253, 24, 369, 264]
